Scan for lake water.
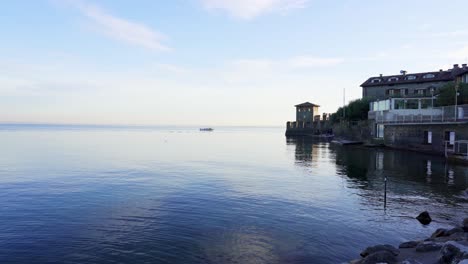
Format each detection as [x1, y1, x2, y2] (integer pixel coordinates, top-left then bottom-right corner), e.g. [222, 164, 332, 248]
[0, 125, 467, 264]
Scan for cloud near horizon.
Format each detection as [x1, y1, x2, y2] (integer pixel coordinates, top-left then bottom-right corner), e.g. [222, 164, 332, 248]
[200, 0, 308, 19]
[66, 0, 170, 51]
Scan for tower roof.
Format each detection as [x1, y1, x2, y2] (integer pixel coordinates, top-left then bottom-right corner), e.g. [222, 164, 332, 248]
[295, 102, 320, 107]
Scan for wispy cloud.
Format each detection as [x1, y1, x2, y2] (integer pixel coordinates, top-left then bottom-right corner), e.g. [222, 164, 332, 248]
[447, 45, 468, 60]
[288, 56, 344, 68]
[230, 56, 343, 72]
[430, 30, 468, 38]
[223, 56, 343, 83]
[66, 0, 170, 51]
[200, 0, 308, 19]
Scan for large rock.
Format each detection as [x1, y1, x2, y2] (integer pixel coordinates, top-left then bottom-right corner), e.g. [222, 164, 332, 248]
[463, 218, 468, 232]
[439, 241, 468, 264]
[400, 259, 422, 264]
[360, 244, 400, 257]
[446, 227, 464, 236]
[439, 242, 461, 263]
[399, 241, 420, 249]
[415, 241, 442, 252]
[428, 227, 462, 239]
[431, 228, 448, 238]
[426, 231, 468, 243]
[360, 251, 397, 264]
[416, 211, 432, 225]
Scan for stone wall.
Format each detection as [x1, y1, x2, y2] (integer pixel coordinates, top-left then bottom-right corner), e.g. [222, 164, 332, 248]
[332, 120, 372, 141]
[285, 121, 331, 136]
[383, 123, 468, 154]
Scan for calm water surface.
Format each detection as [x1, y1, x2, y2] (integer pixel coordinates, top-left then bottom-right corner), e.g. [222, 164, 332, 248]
[0, 125, 467, 263]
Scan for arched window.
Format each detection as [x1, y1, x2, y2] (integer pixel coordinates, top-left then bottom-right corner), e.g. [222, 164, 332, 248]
[388, 77, 399, 82]
[406, 75, 416, 80]
[371, 78, 381, 83]
[423, 74, 435, 79]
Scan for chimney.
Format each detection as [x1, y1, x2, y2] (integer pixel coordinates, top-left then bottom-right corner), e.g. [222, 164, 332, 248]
[463, 64, 467, 68]
[453, 64, 459, 69]
[439, 69, 443, 72]
[379, 74, 383, 77]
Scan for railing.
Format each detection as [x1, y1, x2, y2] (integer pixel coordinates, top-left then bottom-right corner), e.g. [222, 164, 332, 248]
[370, 104, 468, 124]
[286, 121, 326, 129]
[445, 140, 468, 159]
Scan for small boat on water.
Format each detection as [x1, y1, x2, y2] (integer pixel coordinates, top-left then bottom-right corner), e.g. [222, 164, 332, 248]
[200, 128, 214, 131]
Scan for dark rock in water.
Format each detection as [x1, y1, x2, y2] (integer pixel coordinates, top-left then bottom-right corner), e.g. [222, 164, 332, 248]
[431, 228, 448, 238]
[427, 231, 468, 243]
[400, 259, 423, 264]
[416, 211, 432, 225]
[446, 227, 464, 236]
[360, 244, 400, 257]
[415, 241, 442, 252]
[463, 218, 468, 232]
[399, 241, 420, 248]
[439, 242, 461, 264]
[360, 251, 397, 264]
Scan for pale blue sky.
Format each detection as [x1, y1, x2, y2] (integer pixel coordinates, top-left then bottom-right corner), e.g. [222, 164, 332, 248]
[2, 0, 468, 125]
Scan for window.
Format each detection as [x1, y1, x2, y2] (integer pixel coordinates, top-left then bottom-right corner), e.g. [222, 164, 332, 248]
[298, 109, 301, 112]
[424, 131, 432, 144]
[445, 131, 455, 146]
[388, 77, 399, 82]
[423, 74, 435, 79]
[376, 124, 384, 138]
[400, 89, 407, 95]
[388, 89, 394, 96]
[406, 75, 417, 80]
[308, 108, 311, 112]
[371, 78, 382, 83]
[415, 89, 425, 95]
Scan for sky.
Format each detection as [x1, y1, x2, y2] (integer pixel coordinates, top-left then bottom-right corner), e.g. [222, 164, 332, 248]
[2, 0, 468, 126]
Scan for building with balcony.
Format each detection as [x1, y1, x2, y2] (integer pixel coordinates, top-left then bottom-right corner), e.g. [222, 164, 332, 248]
[361, 64, 468, 100]
[368, 98, 468, 156]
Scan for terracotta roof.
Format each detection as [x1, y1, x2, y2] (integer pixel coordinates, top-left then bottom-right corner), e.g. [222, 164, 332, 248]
[295, 102, 320, 107]
[361, 66, 468, 87]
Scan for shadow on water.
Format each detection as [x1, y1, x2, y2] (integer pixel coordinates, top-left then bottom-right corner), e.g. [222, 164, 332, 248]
[287, 136, 468, 224]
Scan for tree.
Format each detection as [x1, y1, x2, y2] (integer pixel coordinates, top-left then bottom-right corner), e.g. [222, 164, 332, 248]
[435, 81, 468, 106]
[330, 98, 370, 123]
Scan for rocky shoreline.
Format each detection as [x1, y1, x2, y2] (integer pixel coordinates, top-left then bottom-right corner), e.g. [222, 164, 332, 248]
[349, 216, 468, 264]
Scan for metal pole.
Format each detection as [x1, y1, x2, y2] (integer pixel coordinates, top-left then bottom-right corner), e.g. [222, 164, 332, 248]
[343, 88, 346, 119]
[384, 176, 387, 209]
[455, 84, 458, 121]
[431, 90, 434, 122]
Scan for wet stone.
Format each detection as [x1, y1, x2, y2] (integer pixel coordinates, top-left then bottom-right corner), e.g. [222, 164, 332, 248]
[361, 251, 397, 264]
[399, 241, 420, 249]
[415, 241, 443, 252]
[416, 211, 432, 225]
[360, 244, 400, 257]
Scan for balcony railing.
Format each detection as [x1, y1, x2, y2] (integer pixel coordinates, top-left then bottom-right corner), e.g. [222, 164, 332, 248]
[369, 104, 468, 124]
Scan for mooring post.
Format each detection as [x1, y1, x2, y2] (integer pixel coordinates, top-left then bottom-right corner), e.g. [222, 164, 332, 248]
[384, 176, 387, 209]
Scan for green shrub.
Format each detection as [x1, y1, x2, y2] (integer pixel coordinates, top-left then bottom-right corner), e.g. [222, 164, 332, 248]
[330, 98, 370, 123]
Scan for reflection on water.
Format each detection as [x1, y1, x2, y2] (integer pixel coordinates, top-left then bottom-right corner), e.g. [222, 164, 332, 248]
[0, 126, 466, 264]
